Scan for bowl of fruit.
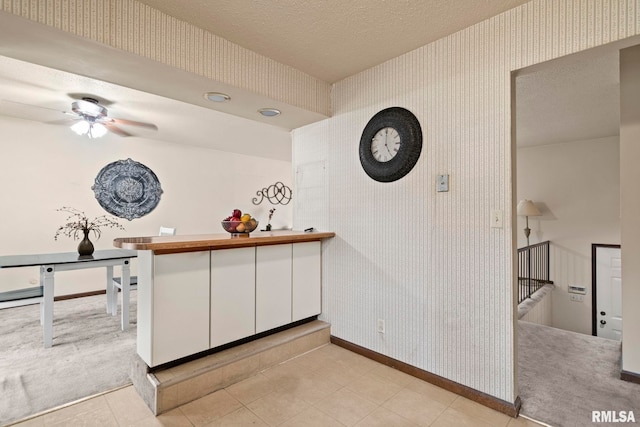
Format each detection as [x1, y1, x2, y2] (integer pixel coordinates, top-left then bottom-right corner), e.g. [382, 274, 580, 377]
[221, 209, 258, 236]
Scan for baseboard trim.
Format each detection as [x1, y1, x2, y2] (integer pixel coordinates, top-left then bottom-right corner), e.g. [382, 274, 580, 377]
[330, 336, 521, 418]
[54, 290, 105, 301]
[621, 370, 640, 384]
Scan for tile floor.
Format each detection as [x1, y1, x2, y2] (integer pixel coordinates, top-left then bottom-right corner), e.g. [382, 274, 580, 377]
[12, 344, 545, 427]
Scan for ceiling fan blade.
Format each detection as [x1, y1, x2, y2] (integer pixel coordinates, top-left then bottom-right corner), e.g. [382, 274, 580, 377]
[0, 99, 65, 122]
[45, 118, 82, 125]
[104, 123, 133, 137]
[110, 117, 158, 130]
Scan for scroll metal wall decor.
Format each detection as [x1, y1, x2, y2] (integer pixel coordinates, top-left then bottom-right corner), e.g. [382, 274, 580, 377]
[252, 181, 292, 205]
[92, 158, 163, 220]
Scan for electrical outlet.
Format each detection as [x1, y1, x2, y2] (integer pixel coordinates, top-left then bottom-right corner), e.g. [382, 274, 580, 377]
[570, 294, 584, 302]
[377, 319, 385, 333]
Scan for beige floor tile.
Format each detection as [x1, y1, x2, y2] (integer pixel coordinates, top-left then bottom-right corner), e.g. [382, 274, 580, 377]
[274, 370, 342, 404]
[10, 416, 45, 426]
[42, 396, 110, 426]
[383, 388, 448, 426]
[279, 406, 344, 427]
[354, 407, 418, 427]
[46, 404, 119, 427]
[291, 346, 334, 372]
[369, 364, 415, 387]
[246, 388, 310, 426]
[431, 407, 496, 427]
[225, 373, 277, 405]
[130, 408, 194, 427]
[179, 389, 242, 427]
[260, 358, 308, 385]
[507, 415, 547, 426]
[104, 385, 154, 426]
[346, 371, 403, 405]
[313, 360, 366, 387]
[202, 407, 268, 426]
[404, 378, 458, 406]
[449, 397, 511, 427]
[314, 387, 377, 426]
[316, 343, 356, 360]
[336, 354, 380, 377]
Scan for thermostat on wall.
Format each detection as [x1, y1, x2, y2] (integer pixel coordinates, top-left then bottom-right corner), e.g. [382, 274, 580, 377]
[568, 285, 587, 295]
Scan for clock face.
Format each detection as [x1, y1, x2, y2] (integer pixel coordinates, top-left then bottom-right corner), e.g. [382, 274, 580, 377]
[371, 127, 400, 162]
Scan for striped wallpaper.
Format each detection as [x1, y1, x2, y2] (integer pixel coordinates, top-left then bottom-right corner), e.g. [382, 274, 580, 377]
[4, 0, 639, 406]
[1, 0, 330, 116]
[293, 0, 639, 403]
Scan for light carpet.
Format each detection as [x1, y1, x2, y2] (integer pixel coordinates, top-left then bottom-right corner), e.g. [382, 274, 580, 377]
[518, 320, 640, 427]
[0, 293, 136, 426]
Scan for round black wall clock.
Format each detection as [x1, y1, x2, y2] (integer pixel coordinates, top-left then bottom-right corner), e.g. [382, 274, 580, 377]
[359, 107, 423, 183]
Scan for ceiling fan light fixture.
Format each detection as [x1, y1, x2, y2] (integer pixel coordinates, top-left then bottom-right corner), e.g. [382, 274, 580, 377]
[203, 92, 230, 102]
[70, 120, 90, 135]
[258, 108, 281, 117]
[90, 122, 108, 138]
[70, 120, 108, 139]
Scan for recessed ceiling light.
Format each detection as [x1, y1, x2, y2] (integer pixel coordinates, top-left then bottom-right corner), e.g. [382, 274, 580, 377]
[258, 108, 281, 117]
[203, 92, 230, 102]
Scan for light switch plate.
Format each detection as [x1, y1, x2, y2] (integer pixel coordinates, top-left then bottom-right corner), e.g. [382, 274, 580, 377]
[436, 174, 449, 192]
[491, 210, 503, 228]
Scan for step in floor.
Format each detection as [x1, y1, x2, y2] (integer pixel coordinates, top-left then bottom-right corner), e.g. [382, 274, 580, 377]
[131, 320, 331, 415]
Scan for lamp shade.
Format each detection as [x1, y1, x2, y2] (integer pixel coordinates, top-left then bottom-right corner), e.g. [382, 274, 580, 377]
[517, 199, 541, 217]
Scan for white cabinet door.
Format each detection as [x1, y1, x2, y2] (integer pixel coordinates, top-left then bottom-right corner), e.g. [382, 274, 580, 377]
[151, 251, 210, 366]
[292, 241, 321, 321]
[211, 247, 256, 347]
[256, 244, 292, 333]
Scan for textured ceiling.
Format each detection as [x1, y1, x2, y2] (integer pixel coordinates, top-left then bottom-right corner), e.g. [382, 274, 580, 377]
[135, 0, 530, 83]
[516, 46, 621, 148]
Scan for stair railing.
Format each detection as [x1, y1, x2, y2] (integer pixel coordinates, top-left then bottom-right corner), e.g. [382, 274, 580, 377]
[518, 240, 553, 304]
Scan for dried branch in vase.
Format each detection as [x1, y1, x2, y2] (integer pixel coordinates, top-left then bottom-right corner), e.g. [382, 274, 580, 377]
[54, 206, 125, 241]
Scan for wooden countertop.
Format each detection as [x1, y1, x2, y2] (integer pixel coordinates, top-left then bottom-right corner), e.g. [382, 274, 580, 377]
[113, 230, 335, 254]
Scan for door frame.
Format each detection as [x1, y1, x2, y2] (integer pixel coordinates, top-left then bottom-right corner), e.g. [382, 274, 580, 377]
[591, 243, 622, 336]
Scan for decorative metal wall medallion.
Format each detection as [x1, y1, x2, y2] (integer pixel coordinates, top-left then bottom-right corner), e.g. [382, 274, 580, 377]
[92, 158, 163, 220]
[252, 181, 292, 205]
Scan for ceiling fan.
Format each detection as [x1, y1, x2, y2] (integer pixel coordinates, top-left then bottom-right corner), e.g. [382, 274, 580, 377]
[0, 96, 158, 139]
[64, 97, 158, 138]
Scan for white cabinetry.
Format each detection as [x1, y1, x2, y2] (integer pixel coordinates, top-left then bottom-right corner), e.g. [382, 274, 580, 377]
[292, 241, 321, 321]
[137, 239, 324, 367]
[211, 247, 256, 347]
[138, 250, 210, 367]
[256, 244, 292, 333]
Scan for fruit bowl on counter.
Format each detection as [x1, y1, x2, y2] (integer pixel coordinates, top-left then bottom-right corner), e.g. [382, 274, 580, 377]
[221, 220, 259, 235]
[221, 209, 258, 237]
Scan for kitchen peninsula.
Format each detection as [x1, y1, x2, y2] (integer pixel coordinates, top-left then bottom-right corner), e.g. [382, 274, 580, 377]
[114, 230, 335, 368]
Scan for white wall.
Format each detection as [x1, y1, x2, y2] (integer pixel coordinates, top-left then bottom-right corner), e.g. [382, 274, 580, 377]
[0, 117, 292, 296]
[293, 1, 640, 404]
[517, 137, 620, 335]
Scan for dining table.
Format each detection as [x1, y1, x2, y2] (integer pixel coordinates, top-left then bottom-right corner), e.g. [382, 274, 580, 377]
[0, 249, 137, 348]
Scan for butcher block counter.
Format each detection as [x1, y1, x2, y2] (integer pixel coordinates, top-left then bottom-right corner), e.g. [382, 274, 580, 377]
[114, 230, 336, 253]
[113, 230, 335, 367]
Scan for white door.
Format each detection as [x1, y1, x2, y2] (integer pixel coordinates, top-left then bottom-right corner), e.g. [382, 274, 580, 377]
[595, 246, 622, 340]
